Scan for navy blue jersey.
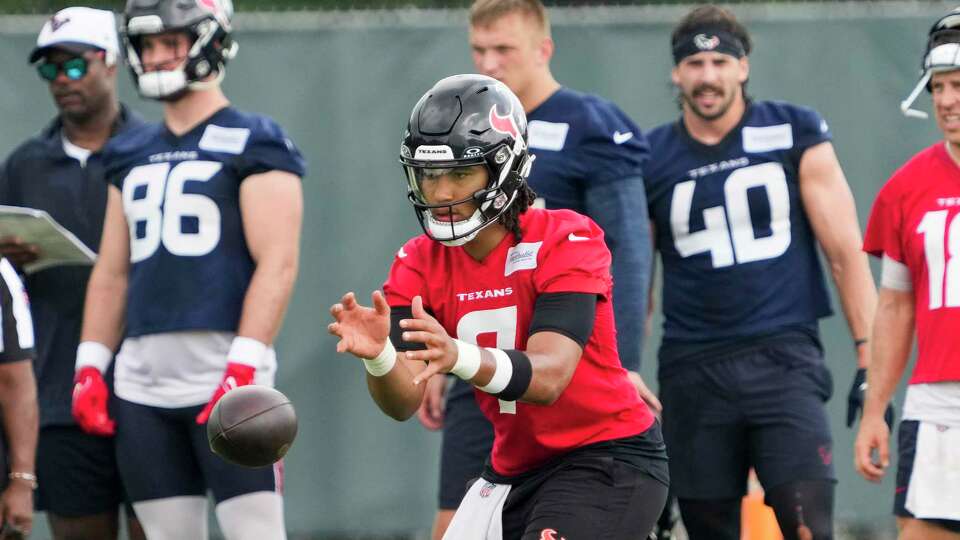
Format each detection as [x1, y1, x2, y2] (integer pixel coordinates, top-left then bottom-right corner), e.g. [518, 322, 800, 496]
[645, 100, 833, 343]
[102, 107, 305, 337]
[521, 87, 651, 372]
[527, 87, 648, 212]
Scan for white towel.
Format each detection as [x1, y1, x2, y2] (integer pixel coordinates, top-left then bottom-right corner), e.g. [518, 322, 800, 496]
[442, 479, 511, 540]
[905, 421, 960, 521]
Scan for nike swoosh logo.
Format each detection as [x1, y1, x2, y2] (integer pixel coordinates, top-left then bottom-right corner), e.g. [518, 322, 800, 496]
[224, 376, 238, 391]
[613, 131, 633, 144]
[568, 233, 590, 242]
[398, 247, 408, 258]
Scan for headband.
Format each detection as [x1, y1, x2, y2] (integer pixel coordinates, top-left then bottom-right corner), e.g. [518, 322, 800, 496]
[673, 28, 745, 64]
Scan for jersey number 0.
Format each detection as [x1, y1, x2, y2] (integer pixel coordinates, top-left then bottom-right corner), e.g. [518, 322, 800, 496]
[670, 162, 791, 268]
[123, 161, 223, 263]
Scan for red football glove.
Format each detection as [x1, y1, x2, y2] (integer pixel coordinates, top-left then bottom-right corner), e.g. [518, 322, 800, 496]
[196, 362, 256, 424]
[72, 366, 115, 436]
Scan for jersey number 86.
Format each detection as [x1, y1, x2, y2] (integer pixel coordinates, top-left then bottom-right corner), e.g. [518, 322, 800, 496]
[122, 160, 223, 262]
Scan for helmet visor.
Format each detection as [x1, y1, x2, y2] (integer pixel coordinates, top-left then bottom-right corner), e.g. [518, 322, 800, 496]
[404, 164, 490, 208]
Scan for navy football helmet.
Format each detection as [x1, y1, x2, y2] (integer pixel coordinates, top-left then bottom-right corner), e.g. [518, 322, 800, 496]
[123, 0, 238, 100]
[400, 74, 533, 246]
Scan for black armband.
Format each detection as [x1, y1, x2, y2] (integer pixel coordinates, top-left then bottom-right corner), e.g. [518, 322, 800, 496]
[389, 306, 426, 352]
[486, 349, 533, 402]
[528, 292, 597, 347]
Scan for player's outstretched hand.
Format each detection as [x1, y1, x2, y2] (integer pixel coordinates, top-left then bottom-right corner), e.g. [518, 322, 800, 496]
[328, 291, 391, 360]
[402, 296, 457, 385]
[854, 413, 890, 483]
[417, 373, 447, 430]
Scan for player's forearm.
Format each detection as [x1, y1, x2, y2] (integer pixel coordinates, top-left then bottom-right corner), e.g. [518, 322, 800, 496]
[864, 290, 913, 418]
[80, 263, 127, 349]
[237, 254, 298, 345]
[827, 247, 878, 364]
[0, 362, 37, 474]
[366, 359, 424, 421]
[585, 176, 652, 371]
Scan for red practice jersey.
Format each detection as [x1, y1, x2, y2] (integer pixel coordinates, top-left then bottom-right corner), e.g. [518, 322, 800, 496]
[384, 208, 654, 476]
[864, 143, 960, 384]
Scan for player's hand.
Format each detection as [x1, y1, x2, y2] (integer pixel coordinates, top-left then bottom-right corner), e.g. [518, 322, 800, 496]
[195, 362, 256, 424]
[416, 374, 447, 430]
[71, 366, 115, 436]
[402, 296, 458, 385]
[0, 237, 40, 268]
[0, 481, 33, 539]
[854, 413, 890, 483]
[846, 368, 894, 429]
[328, 291, 391, 359]
[627, 371, 662, 415]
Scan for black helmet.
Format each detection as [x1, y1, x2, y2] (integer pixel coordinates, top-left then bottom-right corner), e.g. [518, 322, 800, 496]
[400, 74, 533, 246]
[123, 0, 238, 100]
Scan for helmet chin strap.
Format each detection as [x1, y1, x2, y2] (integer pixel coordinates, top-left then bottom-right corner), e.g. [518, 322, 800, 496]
[138, 69, 188, 99]
[425, 209, 487, 247]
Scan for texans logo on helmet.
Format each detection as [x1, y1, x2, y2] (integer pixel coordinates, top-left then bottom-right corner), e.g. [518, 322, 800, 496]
[489, 104, 520, 140]
[539, 529, 566, 540]
[197, 0, 221, 13]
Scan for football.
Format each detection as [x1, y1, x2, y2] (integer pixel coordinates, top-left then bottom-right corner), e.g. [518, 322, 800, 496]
[207, 385, 298, 468]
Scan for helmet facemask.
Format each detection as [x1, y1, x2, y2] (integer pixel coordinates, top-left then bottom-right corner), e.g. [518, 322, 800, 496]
[123, 0, 238, 101]
[404, 142, 532, 247]
[902, 12, 960, 118]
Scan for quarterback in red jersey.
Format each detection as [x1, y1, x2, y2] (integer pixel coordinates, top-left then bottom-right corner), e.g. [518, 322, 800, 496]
[857, 8, 960, 539]
[329, 74, 668, 539]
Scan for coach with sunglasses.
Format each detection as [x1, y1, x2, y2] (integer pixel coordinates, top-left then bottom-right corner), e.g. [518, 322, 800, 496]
[0, 7, 145, 540]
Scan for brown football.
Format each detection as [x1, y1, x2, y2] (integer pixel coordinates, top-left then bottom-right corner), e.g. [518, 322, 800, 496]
[207, 385, 297, 468]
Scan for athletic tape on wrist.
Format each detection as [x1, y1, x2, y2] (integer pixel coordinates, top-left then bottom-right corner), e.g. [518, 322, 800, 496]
[76, 341, 113, 373]
[363, 339, 397, 377]
[228, 336, 268, 369]
[450, 339, 482, 380]
[479, 348, 513, 394]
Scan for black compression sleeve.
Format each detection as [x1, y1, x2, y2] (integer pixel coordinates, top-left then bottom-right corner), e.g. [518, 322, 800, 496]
[389, 306, 426, 352]
[528, 292, 597, 348]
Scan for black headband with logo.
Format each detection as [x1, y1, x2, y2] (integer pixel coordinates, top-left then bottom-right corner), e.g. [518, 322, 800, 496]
[672, 28, 746, 64]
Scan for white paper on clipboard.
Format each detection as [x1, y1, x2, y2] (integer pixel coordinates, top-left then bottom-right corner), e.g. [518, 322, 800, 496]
[0, 205, 96, 274]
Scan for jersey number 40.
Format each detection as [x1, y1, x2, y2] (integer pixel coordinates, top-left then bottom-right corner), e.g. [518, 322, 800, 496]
[670, 162, 791, 268]
[122, 161, 223, 262]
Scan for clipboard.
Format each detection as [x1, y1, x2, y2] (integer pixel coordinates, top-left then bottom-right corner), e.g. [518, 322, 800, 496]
[0, 205, 96, 274]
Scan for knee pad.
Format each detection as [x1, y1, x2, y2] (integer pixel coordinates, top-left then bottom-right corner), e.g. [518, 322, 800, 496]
[764, 479, 835, 540]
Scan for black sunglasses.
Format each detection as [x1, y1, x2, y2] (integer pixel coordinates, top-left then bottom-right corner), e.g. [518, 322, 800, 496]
[36, 56, 90, 82]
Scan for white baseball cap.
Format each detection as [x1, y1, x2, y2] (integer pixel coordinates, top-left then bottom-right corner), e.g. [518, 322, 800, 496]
[29, 7, 119, 64]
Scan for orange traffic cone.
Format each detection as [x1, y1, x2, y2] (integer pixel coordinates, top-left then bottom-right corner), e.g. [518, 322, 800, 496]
[741, 470, 783, 540]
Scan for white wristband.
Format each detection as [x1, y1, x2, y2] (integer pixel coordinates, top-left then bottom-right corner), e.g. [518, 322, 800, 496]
[479, 348, 513, 394]
[76, 341, 113, 373]
[363, 339, 397, 377]
[228, 336, 268, 369]
[450, 339, 482, 381]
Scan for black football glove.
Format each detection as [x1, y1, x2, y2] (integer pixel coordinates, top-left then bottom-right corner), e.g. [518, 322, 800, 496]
[846, 367, 894, 429]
